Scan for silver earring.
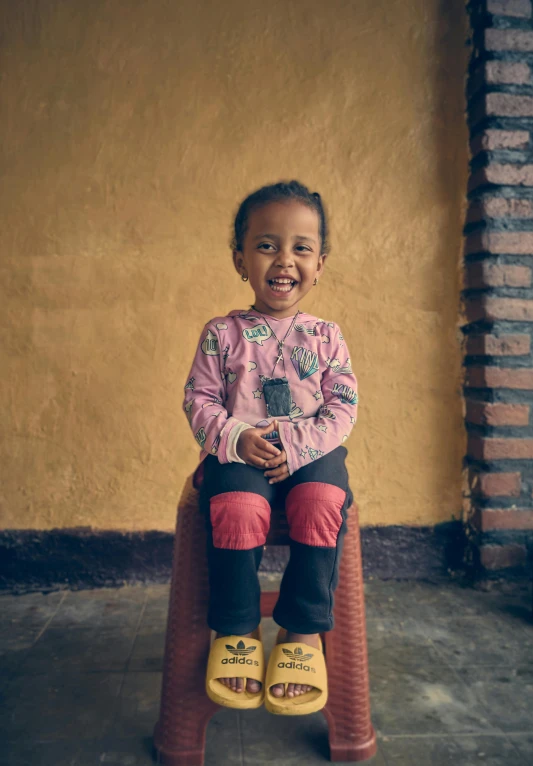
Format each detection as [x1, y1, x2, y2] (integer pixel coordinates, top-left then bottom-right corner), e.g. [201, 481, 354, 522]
[241, 274, 249, 282]
[313, 278, 318, 286]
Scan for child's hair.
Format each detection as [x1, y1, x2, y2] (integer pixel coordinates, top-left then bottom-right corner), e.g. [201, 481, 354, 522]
[231, 180, 330, 255]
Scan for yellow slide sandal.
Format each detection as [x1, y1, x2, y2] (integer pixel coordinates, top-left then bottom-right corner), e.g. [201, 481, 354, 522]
[264, 629, 328, 715]
[205, 626, 265, 709]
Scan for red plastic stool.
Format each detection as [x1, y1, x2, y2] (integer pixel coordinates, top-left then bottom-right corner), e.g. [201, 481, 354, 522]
[153, 468, 377, 764]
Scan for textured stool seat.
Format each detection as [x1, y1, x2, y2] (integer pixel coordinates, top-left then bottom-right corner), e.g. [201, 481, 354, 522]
[153, 467, 377, 764]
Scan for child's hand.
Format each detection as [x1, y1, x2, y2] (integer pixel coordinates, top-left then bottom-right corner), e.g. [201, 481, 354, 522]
[264, 449, 289, 484]
[236, 422, 282, 468]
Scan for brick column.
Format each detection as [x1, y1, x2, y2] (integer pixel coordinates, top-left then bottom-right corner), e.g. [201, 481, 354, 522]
[465, 0, 533, 572]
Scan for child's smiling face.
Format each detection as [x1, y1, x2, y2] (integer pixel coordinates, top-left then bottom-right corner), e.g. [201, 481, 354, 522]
[233, 200, 327, 319]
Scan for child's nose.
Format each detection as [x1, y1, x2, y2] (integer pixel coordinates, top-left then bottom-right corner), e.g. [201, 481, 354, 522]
[274, 249, 295, 267]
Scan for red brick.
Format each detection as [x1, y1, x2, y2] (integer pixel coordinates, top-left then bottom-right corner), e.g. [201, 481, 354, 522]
[466, 334, 531, 356]
[465, 401, 529, 425]
[466, 366, 533, 389]
[468, 435, 533, 459]
[485, 28, 533, 52]
[487, 0, 532, 17]
[468, 164, 533, 193]
[489, 233, 533, 255]
[470, 94, 533, 127]
[487, 198, 533, 218]
[481, 510, 533, 530]
[488, 162, 533, 184]
[471, 471, 521, 497]
[480, 543, 527, 569]
[465, 296, 533, 322]
[473, 130, 530, 155]
[465, 262, 532, 288]
[466, 231, 533, 255]
[467, 198, 533, 224]
[487, 92, 533, 117]
[486, 61, 531, 85]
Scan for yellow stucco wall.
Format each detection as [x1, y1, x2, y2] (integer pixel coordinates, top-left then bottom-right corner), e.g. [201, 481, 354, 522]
[1, 0, 468, 532]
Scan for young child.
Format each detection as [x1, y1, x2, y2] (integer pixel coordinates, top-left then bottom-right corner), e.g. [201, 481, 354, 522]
[183, 180, 358, 715]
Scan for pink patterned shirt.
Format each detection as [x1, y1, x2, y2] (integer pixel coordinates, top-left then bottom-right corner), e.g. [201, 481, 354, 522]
[183, 307, 358, 475]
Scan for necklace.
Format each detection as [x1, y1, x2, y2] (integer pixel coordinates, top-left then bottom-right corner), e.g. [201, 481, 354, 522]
[250, 305, 300, 417]
[251, 305, 300, 377]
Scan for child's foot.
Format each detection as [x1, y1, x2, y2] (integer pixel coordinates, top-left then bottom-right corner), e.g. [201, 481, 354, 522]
[216, 632, 262, 695]
[270, 631, 320, 698]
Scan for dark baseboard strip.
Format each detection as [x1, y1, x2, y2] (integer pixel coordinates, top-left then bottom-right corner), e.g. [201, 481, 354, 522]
[0, 521, 478, 594]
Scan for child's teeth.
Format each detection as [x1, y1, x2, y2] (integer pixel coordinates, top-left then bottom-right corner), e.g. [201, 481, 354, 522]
[269, 278, 295, 293]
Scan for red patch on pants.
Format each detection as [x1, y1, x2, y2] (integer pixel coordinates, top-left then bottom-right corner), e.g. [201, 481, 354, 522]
[285, 483, 346, 547]
[210, 492, 271, 549]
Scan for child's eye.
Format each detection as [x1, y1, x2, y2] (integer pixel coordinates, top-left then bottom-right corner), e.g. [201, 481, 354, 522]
[295, 246, 311, 253]
[258, 243, 275, 251]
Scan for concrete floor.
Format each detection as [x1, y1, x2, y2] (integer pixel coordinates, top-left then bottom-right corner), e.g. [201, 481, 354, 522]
[1, 576, 532, 765]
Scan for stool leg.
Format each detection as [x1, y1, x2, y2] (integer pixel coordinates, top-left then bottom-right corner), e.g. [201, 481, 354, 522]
[323, 505, 377, 762]
[154, 482, 218, 766]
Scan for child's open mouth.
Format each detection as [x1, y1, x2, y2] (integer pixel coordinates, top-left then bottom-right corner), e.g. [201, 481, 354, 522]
[268, 278, 297, 294]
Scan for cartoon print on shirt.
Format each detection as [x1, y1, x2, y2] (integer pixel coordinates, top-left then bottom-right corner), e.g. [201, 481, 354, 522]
[202, 397, 223, 408]
[195, 427, 207, 448]
[242, 325, 273, 345]
[289, 402, 304, 420]
[325, 357, 353, 375]
[331, 383, 358, 405]
[319, 405, 337, 420]
[290, 347, 319, 380]
[184, 312, 358, 472]
[306, 445, 325, 461]
[201, 329, 219, 356]
[294, 323, 316, 335]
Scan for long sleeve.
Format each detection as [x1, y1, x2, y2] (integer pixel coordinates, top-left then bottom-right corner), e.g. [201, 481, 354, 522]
[183, 321, 251, 463]
[277, 323, 358, 474]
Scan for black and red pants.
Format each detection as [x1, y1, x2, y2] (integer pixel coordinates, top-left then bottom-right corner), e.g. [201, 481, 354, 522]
[199, 446, 352, 635]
